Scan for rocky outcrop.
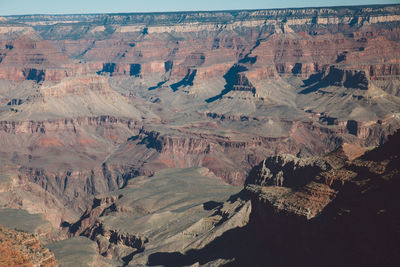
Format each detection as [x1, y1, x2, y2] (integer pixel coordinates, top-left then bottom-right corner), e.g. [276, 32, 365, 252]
[0, 170, 78, 232]
[107, 114, 400, 186]
[0, 6, 399, 265]
[246, 154, 332, 187]
[113, 121, 350, 185]
[83, 222, 148, 254]
[244, 146, 349, 221]
[240, 130, 400, 266]
[0, 115, 141, 134]
[66, 168, 246, 265]
[0, 34, 73, 82]
[323, 66, 369, 89]
[170, 68, 197, 91]
[23, 68, 46, 83]
[0, 224, 58, 267]
[206, 64, 251, 103]
[0, 116, 142, 215]
[69, 194, 122, 236]
[142, 131, 400, 266]
[97, 63, 117, 76]
[0, 6, 398, 228]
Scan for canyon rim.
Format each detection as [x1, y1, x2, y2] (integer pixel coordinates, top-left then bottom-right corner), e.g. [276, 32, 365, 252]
[0, 2, 400, 266]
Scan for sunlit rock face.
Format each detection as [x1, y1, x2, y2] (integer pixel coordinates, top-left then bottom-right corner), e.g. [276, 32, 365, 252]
[0, 6, 399, 265]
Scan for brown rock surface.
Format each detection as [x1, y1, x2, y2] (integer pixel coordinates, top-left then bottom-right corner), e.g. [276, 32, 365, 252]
[147, 130, 400, 266]
[0, 5, 399, 266]
[242, 130, 400, 266]
[0, 5, 399, 195]
[0, 224, 57, 267]
[68, 167, 247, 265]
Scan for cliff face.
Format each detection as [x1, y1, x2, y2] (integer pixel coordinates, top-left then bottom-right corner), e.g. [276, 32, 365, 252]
[144, 130, 400, 266]
[2, 5, 400, 84]
[0, 115, 142, 215]
[0, 6, 399, 260]
[66, 168, 248, 265]
[243, 130, 400, 266]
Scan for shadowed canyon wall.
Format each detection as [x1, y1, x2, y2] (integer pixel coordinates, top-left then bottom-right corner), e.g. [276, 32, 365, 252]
[0, 4, 400, 222]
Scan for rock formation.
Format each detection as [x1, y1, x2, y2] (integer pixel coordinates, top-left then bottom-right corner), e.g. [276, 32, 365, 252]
[146, 129, 400, 266]
[67, 167, 248, 265]
[0, 224, 57, 266]
[0, 4, 399, 266]
[242, 129, 400, 266]
[0, 5, 399, 194]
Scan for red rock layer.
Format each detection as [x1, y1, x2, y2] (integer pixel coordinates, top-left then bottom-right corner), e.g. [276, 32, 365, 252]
[0, 225, 57, 267]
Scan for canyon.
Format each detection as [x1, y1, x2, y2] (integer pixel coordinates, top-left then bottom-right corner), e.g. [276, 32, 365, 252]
[0, 4, 399, 266]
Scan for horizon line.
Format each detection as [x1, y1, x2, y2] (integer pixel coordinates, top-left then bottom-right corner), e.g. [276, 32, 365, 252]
[1, 3, 398, 17]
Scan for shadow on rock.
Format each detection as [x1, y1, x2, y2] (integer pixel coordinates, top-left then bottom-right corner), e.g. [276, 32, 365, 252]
[147, 225, 271, 267]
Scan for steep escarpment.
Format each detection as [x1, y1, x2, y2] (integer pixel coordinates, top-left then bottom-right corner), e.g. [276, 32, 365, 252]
[0, 5, 399, 265]
[0, 34, 73, 82]
[148, 130, 400, 266]
[108, 113, 400, 185]
[0, 6, 399, 187]
[242, 130, 400, 266]
[104, 122, 346, 185]
[0, 116, 142, 212]
[303, 65, 370, 92]
[67, 168, 248, 265]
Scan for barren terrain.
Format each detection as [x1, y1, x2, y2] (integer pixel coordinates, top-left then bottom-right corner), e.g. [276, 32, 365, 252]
[0, 4, 399, 266]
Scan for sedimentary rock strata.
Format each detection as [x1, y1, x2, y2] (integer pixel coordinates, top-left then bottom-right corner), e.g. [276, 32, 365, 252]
[147, 130, 400, 266]
[237, 129, 397, 264]
[0, 4, 399, 266]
